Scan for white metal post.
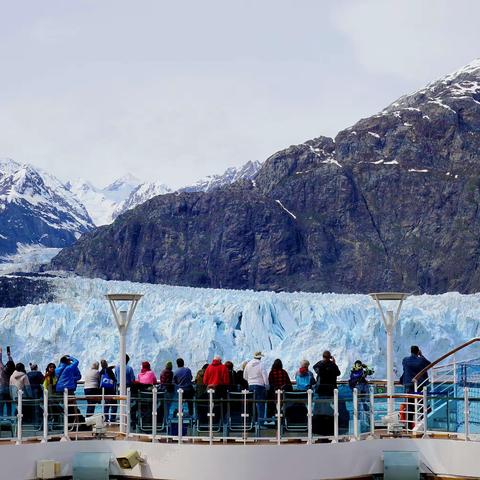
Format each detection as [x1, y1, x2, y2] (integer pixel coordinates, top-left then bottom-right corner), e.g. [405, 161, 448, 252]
[307, 389, 313, 445]
[126, 387, 131, 438]
[177, 388, 183, 444]
[16, 390, 23, 445]
[42, 388, 48, 443]
[152, 388, 158, 443]
[106, 294, 142, 434]
[333, 389, 339, 443]
[386, 310, 395, 419]
[369, 387, 375, 438]
[422, 388, 428, 438]
[101, 388, 105, 424]
[61, 388, 70, 442]
[464, 387, 470, 441]
[353, 388, 359, 441]
[208, 389, 214, 446]
[119, 313, 127, 434]
[276, 389, 282, 445]
[242, 389, 248, 444]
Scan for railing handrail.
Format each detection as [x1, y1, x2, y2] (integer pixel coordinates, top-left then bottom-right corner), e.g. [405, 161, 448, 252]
[413, 337, 480, 383]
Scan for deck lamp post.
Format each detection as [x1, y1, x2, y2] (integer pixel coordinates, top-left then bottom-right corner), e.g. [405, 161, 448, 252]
[369, 292, 409, 423]
[106, 293, 143, 433]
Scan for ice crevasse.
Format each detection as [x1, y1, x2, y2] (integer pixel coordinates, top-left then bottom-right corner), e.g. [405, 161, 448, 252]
[0, 276, 479, 379]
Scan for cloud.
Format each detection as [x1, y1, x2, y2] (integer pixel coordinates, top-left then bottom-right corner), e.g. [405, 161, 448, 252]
[331, 0, 480, 83]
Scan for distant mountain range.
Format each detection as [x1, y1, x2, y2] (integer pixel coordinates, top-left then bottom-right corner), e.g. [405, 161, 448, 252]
[0, 159, 94, 255]
[50, 59, 480, 294]
[0, 158, 261, 255]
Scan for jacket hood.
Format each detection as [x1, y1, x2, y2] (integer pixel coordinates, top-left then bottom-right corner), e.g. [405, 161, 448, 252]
[298, 367, 309, 376]
[211, 359, 222, 366]
[11, 371, 26, 381]
[249, 359, 261, 367]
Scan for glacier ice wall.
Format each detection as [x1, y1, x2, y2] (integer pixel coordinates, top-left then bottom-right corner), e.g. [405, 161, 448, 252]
[1, 276, 480, 380]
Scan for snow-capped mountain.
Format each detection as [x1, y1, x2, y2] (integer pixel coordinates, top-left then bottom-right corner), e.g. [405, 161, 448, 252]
[109, 161, 260, 221]
[179, 160, 261, 193]
[0, 159, 94, 256]
[113, 181, 172, 219]
[67, 174, 142, 226]
[0, 275, 476, 379]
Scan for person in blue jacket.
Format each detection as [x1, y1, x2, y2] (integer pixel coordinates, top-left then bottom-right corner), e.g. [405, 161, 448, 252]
[55, 355, 81, 395]
[401, 346, 430, 393]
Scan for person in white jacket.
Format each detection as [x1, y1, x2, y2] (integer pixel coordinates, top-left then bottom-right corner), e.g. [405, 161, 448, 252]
[9, 363, 32, 401]
[243, 352, 269, 421]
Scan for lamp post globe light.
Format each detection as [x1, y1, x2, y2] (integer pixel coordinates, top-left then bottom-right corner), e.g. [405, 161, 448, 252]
[369, 292, 409, 426]
[106, 293, 143, 433]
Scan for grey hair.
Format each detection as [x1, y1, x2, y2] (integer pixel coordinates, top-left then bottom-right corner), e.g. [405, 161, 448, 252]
[213, 354, 222, 361]
[300, 359, 310, 368]
[91, 361, 99, 370]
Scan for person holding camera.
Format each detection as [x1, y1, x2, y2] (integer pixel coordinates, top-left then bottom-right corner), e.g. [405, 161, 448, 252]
[313, 350, 341, 397]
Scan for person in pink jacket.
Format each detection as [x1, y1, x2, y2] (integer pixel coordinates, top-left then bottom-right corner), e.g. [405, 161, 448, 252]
[137, 361, 157, 385]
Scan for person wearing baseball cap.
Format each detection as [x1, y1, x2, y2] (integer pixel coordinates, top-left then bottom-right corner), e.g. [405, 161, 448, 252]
[244, 351, 269, 422]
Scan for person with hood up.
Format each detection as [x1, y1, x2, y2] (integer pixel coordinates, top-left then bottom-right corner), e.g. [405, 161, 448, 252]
[27, 363, 44, 399]
[0, 346, 14, 416]
[295, 360, 316, 391]
[137, 361, 157, 386]
[9, 363, 32, 400]
[203, 355, 230, 398]
[55, 355, 81, 395]
[159, 361, 174, 393]
[194, 363, 210, 398]
[243, 352, 269, 421]
[348, 360, 374, 394]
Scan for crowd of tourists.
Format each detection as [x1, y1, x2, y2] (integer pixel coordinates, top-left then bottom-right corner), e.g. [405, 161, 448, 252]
[0, 344, 430, 423]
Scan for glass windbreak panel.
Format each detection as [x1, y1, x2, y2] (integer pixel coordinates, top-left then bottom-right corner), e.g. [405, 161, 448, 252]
[47, 394, 65, 436]
[0, 394, 16, 439]
[469, 398, 480, 434]
[21, 397, 43, 437]
[282, 391, 308, 438]
[357, 391, 372, 434]
[312, 396, 334, 440]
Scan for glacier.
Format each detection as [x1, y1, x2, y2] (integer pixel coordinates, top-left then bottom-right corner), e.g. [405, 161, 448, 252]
[1, 276, 480, 381]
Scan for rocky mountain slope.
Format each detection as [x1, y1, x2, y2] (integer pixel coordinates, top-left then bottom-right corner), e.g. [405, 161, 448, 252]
[0, 160, 94, 255]
[50, 60, 480, 294]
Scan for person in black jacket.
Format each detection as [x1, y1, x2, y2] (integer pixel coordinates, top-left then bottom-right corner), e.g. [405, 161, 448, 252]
[313, 350, 341, 397]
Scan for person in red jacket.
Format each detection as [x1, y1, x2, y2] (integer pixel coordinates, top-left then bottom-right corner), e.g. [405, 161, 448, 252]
[203, 355, 230, 398]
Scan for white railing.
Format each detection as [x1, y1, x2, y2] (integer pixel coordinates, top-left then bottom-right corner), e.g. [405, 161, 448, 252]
[2, 386, 478, 445]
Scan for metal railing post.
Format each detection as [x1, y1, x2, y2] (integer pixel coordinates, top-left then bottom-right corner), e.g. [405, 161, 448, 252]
[422, 389, 428, 438]
[208, 389, 214, 446]
[333, 389, 339, 443]
[369, 387, 375, 438]
[16, 390, 23, 445]
[101, 387, 105, 423]
[413, 381, 419, 432]
[62, 388, 69, 441]
[353, 388, 359, 440]
[464, 387, 470, 441]
[307, 389, 313, 445]
[152, 388, 158, 443]
[276, 389, 282, 445]
[177, 388, 183, 444]
[41, 388, 48, 443]
[242, 389, 248, 445]
[126, 387, 131, 438]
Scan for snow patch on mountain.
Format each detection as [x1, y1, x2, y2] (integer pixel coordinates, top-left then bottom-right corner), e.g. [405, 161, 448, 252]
[1, 276, 478, 380]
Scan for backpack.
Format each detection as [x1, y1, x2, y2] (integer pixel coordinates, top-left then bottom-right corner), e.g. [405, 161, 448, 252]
[100, 371, 115, 390]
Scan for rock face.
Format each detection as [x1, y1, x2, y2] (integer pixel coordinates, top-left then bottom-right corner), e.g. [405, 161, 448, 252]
[51, 60, 480, 294]
[0, 276, 53, 307]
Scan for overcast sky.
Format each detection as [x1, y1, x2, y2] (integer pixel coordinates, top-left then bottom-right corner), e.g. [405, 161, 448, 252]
[0, 1, 479, 189]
